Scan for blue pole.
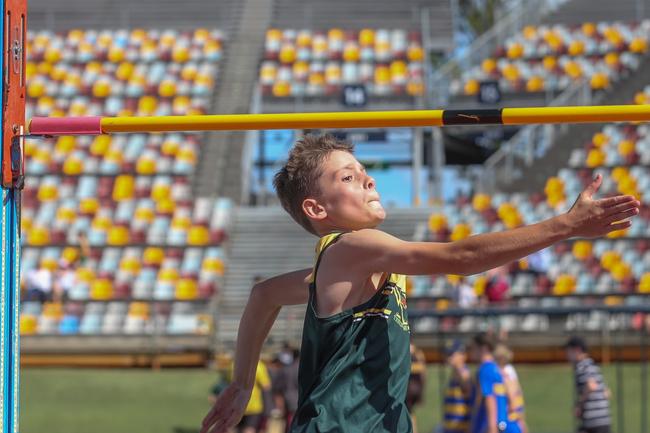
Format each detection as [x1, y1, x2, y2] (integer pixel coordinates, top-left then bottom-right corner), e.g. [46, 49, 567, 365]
[1, 0, 22, 429]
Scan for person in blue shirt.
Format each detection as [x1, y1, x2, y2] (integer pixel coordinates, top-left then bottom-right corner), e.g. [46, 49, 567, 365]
[470, 334, 520, 433]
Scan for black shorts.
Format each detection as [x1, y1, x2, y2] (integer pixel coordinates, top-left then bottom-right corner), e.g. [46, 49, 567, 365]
[237, 414, 263, 430]
[579, 425, 611, 433]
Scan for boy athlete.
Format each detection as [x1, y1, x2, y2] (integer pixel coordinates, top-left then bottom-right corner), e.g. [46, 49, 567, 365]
[201, 135, 639, 433]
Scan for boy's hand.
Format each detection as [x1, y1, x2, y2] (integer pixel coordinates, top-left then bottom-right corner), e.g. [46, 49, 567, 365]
[200, 382, 252, 433]
[564, 174, 640, 238]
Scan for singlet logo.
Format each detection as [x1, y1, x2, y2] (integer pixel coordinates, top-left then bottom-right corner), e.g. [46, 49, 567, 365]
[389, 283, 410, 332]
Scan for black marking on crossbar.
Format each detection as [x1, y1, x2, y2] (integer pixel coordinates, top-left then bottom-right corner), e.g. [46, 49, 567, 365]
[442, 109, 503, 125]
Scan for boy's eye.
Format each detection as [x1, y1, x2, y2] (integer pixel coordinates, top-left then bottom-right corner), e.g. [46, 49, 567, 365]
[342, 175, 353, 182]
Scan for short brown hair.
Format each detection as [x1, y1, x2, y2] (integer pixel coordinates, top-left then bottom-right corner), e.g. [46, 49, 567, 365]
[273, 134, 354, 235]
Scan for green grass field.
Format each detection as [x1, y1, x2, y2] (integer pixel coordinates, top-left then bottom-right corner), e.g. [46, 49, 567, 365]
[20, 364, 649, 433]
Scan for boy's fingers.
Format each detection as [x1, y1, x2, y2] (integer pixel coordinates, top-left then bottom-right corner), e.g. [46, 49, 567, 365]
[597, 195, 637, 208]
[605, 208, 639, 224]
[607, 221, 632, 232]
[604, 204, 640, 220]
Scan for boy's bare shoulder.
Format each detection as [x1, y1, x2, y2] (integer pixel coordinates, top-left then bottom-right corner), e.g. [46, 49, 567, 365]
[334, 229, 401, 256]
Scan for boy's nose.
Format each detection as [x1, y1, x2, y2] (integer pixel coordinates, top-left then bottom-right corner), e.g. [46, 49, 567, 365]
[365, 175, 376, 190]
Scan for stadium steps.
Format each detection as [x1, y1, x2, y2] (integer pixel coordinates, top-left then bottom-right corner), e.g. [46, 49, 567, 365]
[193, 0, 272, 202]
[28, 0, 241, 33]
[542, 0, 650, 24]
[270, 0, 453, 49]
[216, 205, 434, 350]
[492, 51, 650, 194]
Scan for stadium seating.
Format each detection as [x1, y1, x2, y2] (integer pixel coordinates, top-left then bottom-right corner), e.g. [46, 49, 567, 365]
[259, 28, 425, 98]
[20, 28, 228, 336]
[452, 21, 650, 96]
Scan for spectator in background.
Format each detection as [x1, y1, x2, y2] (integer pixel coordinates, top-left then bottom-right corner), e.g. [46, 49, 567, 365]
[77, 231, 91, 265]
[484, 267, 511, 305]
[494, 343, 528, 433]
[53, 259, 75, 302]
[453, 277, 478, 309]
[25, 265, 53, 303]
[272, 348, 300, 433]
[565, 337, 611, 433]
[406, 342, 426, 433]
[470, 333, 519, 433]
[443, 339, 472, 433]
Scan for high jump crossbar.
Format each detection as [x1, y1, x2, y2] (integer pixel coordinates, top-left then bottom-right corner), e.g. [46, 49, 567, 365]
[28, 104, 650, 135]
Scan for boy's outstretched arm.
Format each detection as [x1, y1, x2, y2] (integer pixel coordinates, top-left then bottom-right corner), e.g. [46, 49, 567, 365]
[336, 175, 640, 276]
[200, 268, 312, 433]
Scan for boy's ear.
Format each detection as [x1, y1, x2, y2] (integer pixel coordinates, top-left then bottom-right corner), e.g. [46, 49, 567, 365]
[302, 198, 327, 221]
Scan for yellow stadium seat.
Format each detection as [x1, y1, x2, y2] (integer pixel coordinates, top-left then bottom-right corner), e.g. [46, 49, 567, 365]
[522, 26, 537, 40]
[37, 183, 58, 202]
[618, 139, 635, 157]
[359, 29, 375, 46]
[542, 55, 557, 71]
[172, 45, 190, 63]
[592, 132, 609, 147]
[600, 250, 621, 271]
[158, 79, 177, 98]
[181, 65, 198, 81]
[581, 22, 596, 37]
[128, 302, 149, 318]
[116, 62, 135, 81]
[266, 28, 282, 41]
[464, 79, 480, 95]
[113, 175, 135, 201]
[447, 274, 461, 285]
[63, 155, 84, 176]
[428, 213, 447, 232]
[630, 37, 648, 54]
[572, 241, 592, 260]
[553, 274, 576, 296]
[406, 81, 424, 96]
[40, 257, 58, 272]
[136, 155, 157, 175]
[506, 43, 524, 59]
[450, 223, 472, 241]
[158, 267, 179, 282]
[279, 44, 297, 64]
[108, 46, 125, 63]
[473, 276, 487, 296]
[120, 256, 141, 274]
[407, 44, 424, 62]
[20, 314, 38, 335]
[156, 198, 176, 215]
[308, 72, 325, 86]
[143, 247, 165, 266]
[564, 61, 582, 79]
[202, 257, 225, 275]
[151, 183, 171, 202]
[611, 166, 629, 182]
[171, 215, 192, 230]
[91, 279, 114, 300]
[188, 225, 209, 246]
[568, 40, 585, 56]
[43, 302, 64, 319]
[343, 43, 360, 62]
[585, 148, 605, 168]
[92, 79, 112, 98]
[604, 52, 619, 67]
[62, 247, 79, 264]
[108, 226, 130, 246]
[56, 206, 77, 224]
[176, 278, 199, 300]
[638, 273, 650, 293]
[138, 95, 158, 115]
[296, 31, 312, 47]
[502, 64, 520, 81]
[55, 136, 76, 154]
[135, 206, 155, 223]
[272, 81, 291, 97]
[526, 76, 544, 92]
[79, 197, 100, 214]
[92, 214, 112, 231]
[472, 193, 491, 212]
[374, 66, 390, 85]
[611, 261, 631, 282]
[481, 58, 497, 74]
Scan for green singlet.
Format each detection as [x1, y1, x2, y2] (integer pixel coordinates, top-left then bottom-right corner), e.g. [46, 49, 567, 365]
[290, 232, 413, 433]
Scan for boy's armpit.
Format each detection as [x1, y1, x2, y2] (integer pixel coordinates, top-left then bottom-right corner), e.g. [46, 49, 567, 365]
[254, 268, 312, 307]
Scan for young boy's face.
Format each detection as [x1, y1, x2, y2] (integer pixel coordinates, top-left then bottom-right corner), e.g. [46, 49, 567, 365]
[310, 150, 385, 231]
